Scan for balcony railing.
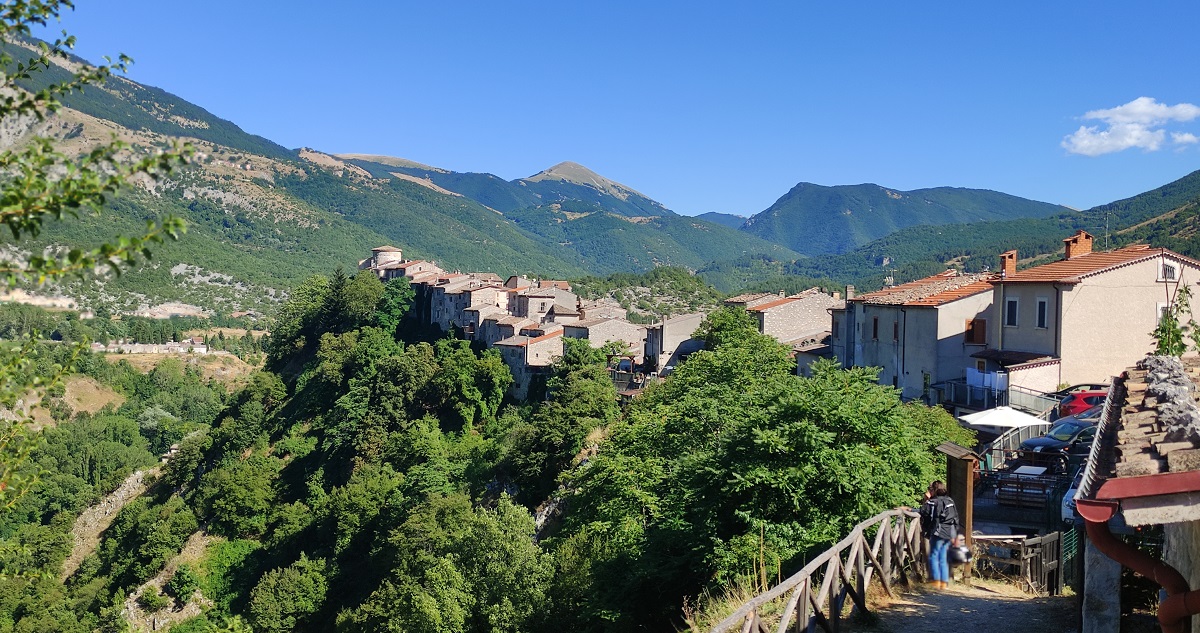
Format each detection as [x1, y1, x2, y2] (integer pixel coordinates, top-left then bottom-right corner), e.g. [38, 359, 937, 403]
[935, 379, 1060, 417]
[936, 378, 1007, 410]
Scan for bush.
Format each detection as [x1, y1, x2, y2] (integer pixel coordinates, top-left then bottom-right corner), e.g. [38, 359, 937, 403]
[139, 588, 170, 612]
[167, 564, 200, 600]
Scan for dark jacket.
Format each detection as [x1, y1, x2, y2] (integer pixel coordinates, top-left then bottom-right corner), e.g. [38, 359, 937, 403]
[920, 495, 959, 541]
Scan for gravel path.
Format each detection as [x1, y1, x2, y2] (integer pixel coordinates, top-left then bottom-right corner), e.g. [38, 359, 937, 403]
[859, 579, 1077, 633]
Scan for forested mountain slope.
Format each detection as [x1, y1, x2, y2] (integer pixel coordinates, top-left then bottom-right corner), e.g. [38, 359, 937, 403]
[740, 182, 1071, 255]
[8, 45, 802, 313]
[702, 168, 1200, 295]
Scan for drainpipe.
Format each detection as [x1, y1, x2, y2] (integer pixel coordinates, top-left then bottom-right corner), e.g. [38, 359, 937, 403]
[1076, 499, 1200, 633]
[998, 283, 1005, 351]
[900, 307, 908, 384]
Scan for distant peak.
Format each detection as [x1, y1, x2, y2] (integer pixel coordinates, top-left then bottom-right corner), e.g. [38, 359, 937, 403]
[526, 161, 605, 184]
[523, 161, 653, 203]
[334, 153, 447, 173]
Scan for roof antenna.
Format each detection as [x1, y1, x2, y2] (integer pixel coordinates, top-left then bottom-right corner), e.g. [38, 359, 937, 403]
[1105, 210, 1111, 250]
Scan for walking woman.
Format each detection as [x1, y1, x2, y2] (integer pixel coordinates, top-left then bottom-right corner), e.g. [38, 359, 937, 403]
[919, 481, 959, 589]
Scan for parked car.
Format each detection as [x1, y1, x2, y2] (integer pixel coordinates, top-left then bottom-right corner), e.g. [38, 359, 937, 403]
[1061, 466, 1084, 524]
[1020, 418, 1098, 457]
[1057, 390, 1106, 418]
[1048, 383, 1110, 399]
[1072, 404, 1106, 423]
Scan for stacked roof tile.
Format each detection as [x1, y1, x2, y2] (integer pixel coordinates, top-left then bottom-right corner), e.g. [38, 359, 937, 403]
[852, 270, 994, 306]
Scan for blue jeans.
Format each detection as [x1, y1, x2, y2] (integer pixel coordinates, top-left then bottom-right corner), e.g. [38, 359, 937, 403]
[929, 536, 951, 583]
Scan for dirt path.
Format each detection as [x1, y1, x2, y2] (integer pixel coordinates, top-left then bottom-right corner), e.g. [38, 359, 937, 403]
[60, 466, 160, 581]
[859, 579, 1076, 633]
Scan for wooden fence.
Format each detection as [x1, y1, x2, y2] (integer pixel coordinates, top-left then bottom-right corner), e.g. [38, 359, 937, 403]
[709, 509, 926, 633]
[972, 532, 1064, 595]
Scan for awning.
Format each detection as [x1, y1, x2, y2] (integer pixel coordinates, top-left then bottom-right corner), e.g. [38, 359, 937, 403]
[970, 348, 1057, 367]
[959, 406, 1046, 430]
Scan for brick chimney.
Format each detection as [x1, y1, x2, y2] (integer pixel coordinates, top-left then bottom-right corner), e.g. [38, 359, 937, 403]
[1063, 230, 1093, 260]
[1000, 250, 1017, 278]
[845, 285, 856, 300]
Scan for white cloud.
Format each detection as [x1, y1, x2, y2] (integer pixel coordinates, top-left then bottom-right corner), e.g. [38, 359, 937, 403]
[1062, 97, 1200, 156]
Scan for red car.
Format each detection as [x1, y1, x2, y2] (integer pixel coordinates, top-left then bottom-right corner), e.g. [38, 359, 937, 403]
[1058, 390, 1106, 418]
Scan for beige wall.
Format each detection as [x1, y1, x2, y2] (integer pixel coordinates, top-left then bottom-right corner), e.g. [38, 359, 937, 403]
[1059, 258, 1198, 384]
[855, 304, 905, 391]
[995, 256, 1200, 385]
[1007, 360, 1061, 393]
[934, 291, 994, 385]
[993, 283, 1058, 357]
[646, 312, 705, 374]
[564, 320, 646, 355]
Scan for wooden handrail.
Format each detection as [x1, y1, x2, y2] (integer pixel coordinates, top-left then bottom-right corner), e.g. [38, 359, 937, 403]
[710, 509, 926, 633]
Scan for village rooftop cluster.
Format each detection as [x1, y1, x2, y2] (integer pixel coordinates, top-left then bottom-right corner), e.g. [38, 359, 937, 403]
[364, 230, 1200, 410]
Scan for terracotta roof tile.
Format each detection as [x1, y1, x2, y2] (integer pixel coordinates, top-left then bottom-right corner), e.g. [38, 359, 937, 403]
[495, 329, 564, 347]
[905, 279, 995, 306]
[745, 297, 797, 312]
[1001, 245, 1199, 283]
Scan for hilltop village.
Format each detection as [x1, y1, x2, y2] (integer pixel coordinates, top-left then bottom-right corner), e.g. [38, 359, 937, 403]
[367, 228, 1200, 411]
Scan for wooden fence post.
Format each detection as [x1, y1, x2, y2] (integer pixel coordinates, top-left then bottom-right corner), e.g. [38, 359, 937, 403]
[880, 518, 893, 587]
[855, 536, 867, 616]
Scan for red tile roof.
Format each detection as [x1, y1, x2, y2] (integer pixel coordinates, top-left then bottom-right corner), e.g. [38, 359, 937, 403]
[852, 270, 994, 306]
[1001, 245, 1200, 283]
[494, 329, 564, 347]
[745, 296, 796, 312]
[905, 279, 996, 306]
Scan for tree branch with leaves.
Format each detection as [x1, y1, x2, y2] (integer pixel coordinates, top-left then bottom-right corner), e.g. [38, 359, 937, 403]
[0, 0, 191, 514]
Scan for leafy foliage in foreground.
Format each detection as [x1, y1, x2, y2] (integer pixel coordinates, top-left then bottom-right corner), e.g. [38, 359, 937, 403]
[548, 319, 974, 630]
[0, 266, 975, 632]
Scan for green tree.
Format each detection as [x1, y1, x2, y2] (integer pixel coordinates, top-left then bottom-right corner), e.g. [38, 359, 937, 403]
[693, 306, 761, 350]
[337, 494, 553, 633]
[375, 277, 415, 338]
[247, 554, 328, 633]
[265, 274, 329, 367]
[194, 458, 278, 538]
[0, 0, 190, 519]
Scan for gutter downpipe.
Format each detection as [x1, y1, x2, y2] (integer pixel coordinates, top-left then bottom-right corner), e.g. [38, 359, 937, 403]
[1076, 498, 1200, 633]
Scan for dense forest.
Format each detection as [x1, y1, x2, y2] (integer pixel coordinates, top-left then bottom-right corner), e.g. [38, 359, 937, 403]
[0, 269, 973, 632]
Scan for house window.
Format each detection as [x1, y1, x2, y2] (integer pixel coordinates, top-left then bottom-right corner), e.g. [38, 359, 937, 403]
[872, 317, 879, 340]
[1158, 302, 1172, 324]
[1004, 298, 1019, 327]
[1162, 262, 1178, 281]
[1036, 298, 1048, 329]
[965, 319, 987, 345]
[893, 320, 899, 341]
[976, 360, 987, 372]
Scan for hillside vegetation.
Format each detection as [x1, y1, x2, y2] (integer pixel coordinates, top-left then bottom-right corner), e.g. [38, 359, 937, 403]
[740, 182, 1070, 255]
[0, 272, 974, 633]
[713, 168, 1200, 294]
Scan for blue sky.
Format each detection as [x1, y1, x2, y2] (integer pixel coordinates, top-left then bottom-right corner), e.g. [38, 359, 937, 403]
[40, 1, 1200, 217]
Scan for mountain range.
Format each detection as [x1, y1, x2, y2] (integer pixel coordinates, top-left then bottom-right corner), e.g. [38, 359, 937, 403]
[9, 39, 1199, 314]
